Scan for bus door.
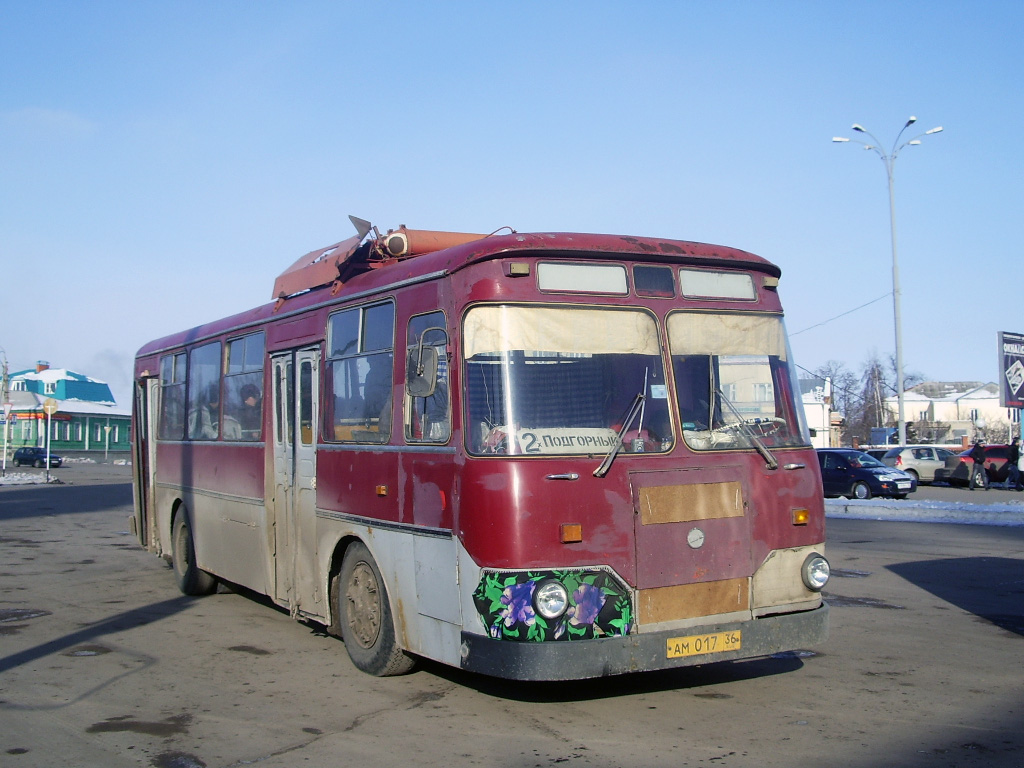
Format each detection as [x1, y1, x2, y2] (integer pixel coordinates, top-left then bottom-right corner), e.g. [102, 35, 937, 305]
[271, 347, 322, 617]
[131, 377, 159, 549]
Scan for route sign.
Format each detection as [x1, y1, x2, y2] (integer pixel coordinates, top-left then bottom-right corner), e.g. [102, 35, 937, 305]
[43, 398, 59, 416]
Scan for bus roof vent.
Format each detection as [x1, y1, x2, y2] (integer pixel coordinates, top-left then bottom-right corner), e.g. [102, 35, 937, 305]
[272, 217, 490, 302]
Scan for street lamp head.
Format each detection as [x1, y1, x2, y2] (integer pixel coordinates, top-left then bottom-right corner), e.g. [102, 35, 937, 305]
[851, 124, 866, 133]
[908, 140, 921, 146]
[906, 116, 918, 126]
[925, 126, 943, 135]
[832, 136, 850, 142]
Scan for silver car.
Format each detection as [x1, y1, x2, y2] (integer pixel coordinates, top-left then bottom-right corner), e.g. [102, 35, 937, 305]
[881, 445, 956, 484]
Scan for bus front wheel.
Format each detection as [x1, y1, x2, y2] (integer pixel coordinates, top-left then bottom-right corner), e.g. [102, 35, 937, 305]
[336, 542, 414, 676]
[172, 511, 217, 596]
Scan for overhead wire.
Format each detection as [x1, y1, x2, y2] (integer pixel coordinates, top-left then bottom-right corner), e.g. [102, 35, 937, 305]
[789, 292, 892, 336]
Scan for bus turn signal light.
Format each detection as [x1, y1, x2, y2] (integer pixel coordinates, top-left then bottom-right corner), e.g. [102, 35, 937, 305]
[791, 508, 810, 526]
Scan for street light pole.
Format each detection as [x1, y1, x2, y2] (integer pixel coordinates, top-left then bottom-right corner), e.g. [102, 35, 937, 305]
[833, 117, 943, 447]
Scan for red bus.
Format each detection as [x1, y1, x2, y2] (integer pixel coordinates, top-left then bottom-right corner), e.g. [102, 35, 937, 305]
[131, 219, 829, 680]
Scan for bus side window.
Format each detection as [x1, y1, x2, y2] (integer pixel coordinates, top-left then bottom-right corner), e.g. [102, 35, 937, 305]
[158, 352, 186, 440]
[326, 302, 395, 444]
[223, 332, 265, 441]
[405, 311, 450, 443]
[187, 341, 222, 440]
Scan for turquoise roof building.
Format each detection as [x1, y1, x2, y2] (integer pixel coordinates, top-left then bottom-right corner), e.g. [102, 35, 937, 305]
[3, 363, 130, 462]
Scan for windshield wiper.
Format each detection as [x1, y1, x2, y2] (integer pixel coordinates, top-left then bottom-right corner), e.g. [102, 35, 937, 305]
[594, 392, 645, 478]
[717, 388, 779, 470]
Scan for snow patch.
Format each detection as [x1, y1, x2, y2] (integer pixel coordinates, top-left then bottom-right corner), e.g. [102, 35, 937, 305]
[826, 498, 1024, 527]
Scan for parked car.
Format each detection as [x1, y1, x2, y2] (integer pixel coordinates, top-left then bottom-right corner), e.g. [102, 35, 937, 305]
[881, 445, 957, 484]
[863, 448, 890, 461]
[816, 448, 917, 499]
[943, 444, 1014, 486]
[12, 446, 63, 468]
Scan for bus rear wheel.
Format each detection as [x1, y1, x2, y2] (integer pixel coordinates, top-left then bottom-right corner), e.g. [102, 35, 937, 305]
[172, 511, 217, 596]
[336, 542, 414, 676]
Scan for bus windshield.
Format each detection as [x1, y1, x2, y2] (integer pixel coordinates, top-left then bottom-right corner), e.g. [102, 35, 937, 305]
[668, 312, 810, 451]
[464, 306, 672, 456]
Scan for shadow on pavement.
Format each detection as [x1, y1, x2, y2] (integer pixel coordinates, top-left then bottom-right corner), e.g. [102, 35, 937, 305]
[0, 596, 195, 675]
[888, 557, 1024, 637]
[419, 649, 808, 703]
[0, 483, 133, 520]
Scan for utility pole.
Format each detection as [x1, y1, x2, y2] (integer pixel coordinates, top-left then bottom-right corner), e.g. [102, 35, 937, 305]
[1, 348, 9, 477]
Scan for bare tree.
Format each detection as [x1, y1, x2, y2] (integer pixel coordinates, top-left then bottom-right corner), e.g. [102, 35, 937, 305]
[816, 353, 926, 446]
[813, 360, 858, 444]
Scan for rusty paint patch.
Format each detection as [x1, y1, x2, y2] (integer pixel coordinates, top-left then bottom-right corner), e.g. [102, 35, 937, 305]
[87, 713, 192, 737]
[658, 242, 687, 255]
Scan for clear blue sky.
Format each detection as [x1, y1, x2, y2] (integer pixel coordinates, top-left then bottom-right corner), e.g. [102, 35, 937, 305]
[2, 1, 1021, 407]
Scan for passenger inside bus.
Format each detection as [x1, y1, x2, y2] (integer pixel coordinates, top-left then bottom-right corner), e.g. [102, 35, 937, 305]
[238, 383, 262, 438]
[188, 384, 221, 440]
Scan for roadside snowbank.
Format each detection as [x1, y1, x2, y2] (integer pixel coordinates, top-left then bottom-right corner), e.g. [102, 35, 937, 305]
[826, 498, 1024, 527]
[0, 472, 58, 486]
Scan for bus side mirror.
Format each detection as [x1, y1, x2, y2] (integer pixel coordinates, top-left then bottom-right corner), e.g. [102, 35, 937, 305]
[407, 346, 439, 398]
[406, 326, 448, 398]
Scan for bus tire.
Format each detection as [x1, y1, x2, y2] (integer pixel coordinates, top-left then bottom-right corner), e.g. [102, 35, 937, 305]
[172, 510, 217, 596]
[337, 542, 414, 676]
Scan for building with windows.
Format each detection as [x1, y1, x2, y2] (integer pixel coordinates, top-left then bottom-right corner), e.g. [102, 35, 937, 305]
[800, 375, 842, 448]
[2, 362, 130, 461]
[884, 382, 1015, 445]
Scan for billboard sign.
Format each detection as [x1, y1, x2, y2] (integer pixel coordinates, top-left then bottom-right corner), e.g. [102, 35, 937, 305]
[999, 331, 1024, 408]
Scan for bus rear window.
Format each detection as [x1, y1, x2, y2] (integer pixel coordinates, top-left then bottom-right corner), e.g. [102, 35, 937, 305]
[633, 265, 675, 297]
[537, 263, 628, 295]
[679, 269, 755, 300]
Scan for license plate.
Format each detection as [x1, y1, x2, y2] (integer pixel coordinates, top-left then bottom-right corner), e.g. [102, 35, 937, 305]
[667, 630, 741, 659]
[897, 481, 911, 489]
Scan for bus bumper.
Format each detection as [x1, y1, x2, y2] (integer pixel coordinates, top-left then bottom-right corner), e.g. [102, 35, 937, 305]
[458, 602, 829, 681]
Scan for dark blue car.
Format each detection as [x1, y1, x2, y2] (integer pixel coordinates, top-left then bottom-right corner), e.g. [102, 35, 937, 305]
[13, 447, 63, 468]
[816, 448, 916, 499]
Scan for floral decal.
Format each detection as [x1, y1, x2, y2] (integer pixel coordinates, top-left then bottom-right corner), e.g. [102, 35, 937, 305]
[473, 569, 633, 642]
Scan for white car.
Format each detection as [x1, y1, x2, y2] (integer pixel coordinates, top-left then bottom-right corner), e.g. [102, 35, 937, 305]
[881, 445, 956, 484]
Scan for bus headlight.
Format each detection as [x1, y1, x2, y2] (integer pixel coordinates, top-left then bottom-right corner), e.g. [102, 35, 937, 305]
[533, 579, 570, 620]
[801, 553, 830, 592]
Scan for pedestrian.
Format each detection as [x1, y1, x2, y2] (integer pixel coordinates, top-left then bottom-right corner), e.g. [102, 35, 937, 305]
[968, 440, 988, 490]
[1010, 437, 1023, 491]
